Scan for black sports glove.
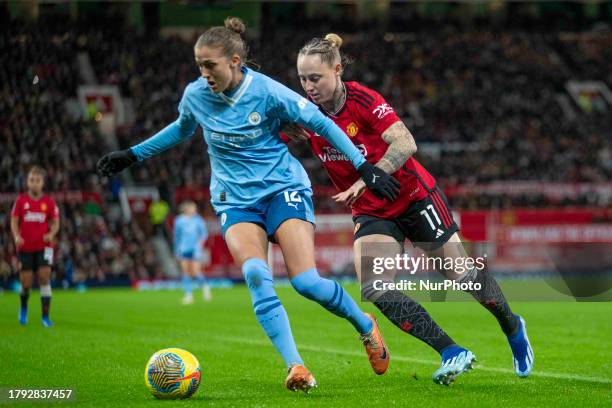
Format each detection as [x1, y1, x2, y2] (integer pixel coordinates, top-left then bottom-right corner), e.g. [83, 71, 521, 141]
[357, 161, 401, 201]
[96, 149, 137, 177]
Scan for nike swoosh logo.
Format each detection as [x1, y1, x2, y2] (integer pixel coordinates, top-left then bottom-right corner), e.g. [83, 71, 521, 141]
[380, 347, 387, 360]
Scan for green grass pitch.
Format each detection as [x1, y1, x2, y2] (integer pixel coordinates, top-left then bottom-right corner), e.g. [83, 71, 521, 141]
[1, 285, 611, 407]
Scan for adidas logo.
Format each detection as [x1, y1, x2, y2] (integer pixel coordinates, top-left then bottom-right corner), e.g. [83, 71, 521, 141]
[435, 229, 444, 238]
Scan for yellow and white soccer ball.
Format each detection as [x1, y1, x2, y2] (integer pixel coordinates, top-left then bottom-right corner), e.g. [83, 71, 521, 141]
[144, 348, 201, 399]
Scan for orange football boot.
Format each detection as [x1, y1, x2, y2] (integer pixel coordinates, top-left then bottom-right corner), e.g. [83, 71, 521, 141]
[285, 363, 317, 393]
[360, 313, 390, 375]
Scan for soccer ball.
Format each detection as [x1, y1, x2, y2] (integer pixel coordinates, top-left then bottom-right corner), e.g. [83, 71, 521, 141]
[144, 348, 201, 399]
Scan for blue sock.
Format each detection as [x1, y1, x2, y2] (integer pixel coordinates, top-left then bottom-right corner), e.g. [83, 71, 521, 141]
[182, 274, 193, 295]
[290, 268, 373, 335]
[243, 258, 303, 367]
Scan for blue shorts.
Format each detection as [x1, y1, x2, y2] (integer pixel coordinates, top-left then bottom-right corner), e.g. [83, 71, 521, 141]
[176, 248, 201, 261]
[218, 188, 315, 242]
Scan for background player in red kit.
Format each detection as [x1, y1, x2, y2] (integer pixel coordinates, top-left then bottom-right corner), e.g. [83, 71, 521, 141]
[10, 166, 59, 327]
[284, 34, 534, 385]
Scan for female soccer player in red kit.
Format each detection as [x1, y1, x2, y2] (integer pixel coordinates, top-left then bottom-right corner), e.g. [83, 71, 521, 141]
[284, 34, 533, 385]
[11, 166, 59, 327]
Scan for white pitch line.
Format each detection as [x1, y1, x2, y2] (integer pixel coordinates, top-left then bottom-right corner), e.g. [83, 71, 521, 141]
[212, 334, 612, 385]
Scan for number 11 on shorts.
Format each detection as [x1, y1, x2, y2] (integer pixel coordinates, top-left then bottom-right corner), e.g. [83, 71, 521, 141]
[420, 204, 441, 230]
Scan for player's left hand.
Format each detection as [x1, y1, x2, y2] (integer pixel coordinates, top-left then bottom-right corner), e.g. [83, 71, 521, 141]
[43, 233, 53, 243]
[97, 149, 137, 177]
[282, 123, 310, 141]
[333, 179, 366, 207]
[357, 162, 401, 201]
[14, 234, 24, 247]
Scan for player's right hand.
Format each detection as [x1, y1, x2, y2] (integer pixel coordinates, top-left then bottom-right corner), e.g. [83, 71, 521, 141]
[282, 123, 310, 142]
[357, 161, 401, 201]
[333, 179, 366, 207]
[96, 149, 137, 177]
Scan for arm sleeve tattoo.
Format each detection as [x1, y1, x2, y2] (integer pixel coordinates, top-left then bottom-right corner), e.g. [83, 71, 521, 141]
[376, 121, 417, 174]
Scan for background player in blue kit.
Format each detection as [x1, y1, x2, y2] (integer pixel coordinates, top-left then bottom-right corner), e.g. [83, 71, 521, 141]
[97, 17, 400, 392]
[174, 201, 211, 304]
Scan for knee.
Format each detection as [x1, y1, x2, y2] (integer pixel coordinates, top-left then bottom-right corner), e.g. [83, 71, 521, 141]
[242, 258, 272, 290]
[20, 279, 32, 290]
[456, 267, 478, 284]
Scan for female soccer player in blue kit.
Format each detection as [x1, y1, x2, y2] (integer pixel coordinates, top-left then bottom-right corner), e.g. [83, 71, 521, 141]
[97, 17, 400, 392]
[174, 201, 211, 304]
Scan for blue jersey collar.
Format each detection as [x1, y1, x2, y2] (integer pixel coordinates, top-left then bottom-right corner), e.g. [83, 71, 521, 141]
[217, 66, 252, 106]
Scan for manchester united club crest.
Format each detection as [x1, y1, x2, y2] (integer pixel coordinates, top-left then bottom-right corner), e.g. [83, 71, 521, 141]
[41, 203, 47, 211]
[347, 122, 358, 137]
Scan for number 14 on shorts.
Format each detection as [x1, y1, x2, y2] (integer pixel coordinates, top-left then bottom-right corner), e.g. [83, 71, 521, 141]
[283, 191, 302, 210]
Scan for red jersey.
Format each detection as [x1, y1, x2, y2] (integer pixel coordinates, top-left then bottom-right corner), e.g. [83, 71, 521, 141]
[307, 81, 436, 218]
[11, 193, 59, 252]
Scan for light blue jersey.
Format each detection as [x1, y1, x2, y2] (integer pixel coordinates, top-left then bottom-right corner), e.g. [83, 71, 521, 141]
[174, 214, 208, 258]
[131, 67, 365, 213]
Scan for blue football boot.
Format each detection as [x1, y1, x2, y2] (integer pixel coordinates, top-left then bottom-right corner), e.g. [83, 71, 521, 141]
[19, 307, 28, 325]
[433, 345, 476, 386]
[507, 315, 534, 377]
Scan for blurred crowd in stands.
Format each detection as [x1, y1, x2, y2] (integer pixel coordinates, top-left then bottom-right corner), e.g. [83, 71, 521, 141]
[90, 20, 611, 194]
[1, 11, 610, 282]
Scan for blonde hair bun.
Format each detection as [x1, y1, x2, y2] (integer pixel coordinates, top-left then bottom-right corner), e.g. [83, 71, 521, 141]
[324, 33, 343, 49]
[224, 17, 246, 35]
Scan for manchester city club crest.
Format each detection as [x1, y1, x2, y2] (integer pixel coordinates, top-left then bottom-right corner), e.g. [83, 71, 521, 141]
[248, 112, 261, 125]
